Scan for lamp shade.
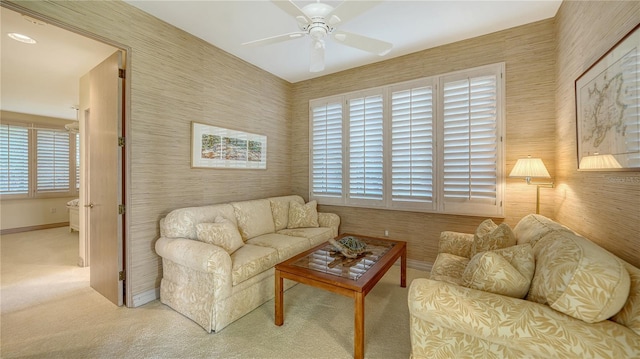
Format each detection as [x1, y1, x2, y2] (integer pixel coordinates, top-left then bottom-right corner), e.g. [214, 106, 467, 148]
[579, 154, 622, 169]
[509, 157, 551, 178]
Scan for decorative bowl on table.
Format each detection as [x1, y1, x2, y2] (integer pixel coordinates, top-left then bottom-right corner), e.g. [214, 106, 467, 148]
[329, 236, 368, 258]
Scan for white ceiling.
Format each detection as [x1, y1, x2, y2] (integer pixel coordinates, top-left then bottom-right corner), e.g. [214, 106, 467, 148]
[0, 1, 561, 121]
[1, 7, 117, 120]
[125, 0, 562, 83]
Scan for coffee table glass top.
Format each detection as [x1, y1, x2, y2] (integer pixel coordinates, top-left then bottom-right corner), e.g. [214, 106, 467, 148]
[291, 236, 395, 280]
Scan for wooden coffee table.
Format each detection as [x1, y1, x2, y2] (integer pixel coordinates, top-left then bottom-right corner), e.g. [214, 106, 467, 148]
[275, 233, 407, 359]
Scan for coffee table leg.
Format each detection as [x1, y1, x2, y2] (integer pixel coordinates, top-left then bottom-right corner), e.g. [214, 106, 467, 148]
[275, 270, 284, 326]
[401, 248, 407, 288]
[354, 291, 364, 359]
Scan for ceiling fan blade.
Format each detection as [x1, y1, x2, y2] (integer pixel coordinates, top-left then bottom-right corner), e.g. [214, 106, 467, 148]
[242, 32, 305, 47]
[328, 0, 382, 26]
[310, 39, 325, 73]
[272, 0, 309, 22]
[333, 30, 392, 56]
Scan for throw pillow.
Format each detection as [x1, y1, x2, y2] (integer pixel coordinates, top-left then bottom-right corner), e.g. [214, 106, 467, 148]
[287, 200, 319, 229]
[270, 199, 291, 231]
[526, 231, 630, 323]
[462, 244, 534, 298]
[471, 219, 517, 256]
[195, 217, 244, 254]
[232, 199, 276, 241]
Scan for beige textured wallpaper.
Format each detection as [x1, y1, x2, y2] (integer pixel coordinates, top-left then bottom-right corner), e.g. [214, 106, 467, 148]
[291, 19, 557, 265]
[6, 1, 292, 306]
[554, 1, 640, 267]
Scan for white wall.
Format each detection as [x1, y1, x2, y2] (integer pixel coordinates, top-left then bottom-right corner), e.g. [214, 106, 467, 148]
[1, 197, 76, 230]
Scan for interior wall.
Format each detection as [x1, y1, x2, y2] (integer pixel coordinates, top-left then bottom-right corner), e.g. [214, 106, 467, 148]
[8, 1, 293, 306]
[291, 19, 556, 265]
[554, 1, 640, 267]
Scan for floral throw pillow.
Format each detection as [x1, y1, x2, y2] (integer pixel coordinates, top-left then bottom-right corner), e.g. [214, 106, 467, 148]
[287, 200, 320, 229]
[471, 219, 517, 256]
[195, 216, 244, 254]
[462, 244, 534, 298]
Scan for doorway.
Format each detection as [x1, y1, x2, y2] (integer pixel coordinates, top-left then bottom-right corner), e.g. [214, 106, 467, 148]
[0, 4, 130, 306]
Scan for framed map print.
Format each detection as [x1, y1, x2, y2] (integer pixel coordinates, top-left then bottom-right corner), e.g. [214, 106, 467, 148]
[576, 24, 639, 171]
[191, 122, 267, 169]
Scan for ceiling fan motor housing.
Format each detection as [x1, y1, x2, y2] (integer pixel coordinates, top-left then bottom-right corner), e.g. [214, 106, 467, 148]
[301, 2, 335, 40]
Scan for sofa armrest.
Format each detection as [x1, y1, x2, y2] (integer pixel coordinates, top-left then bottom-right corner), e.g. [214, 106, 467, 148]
[408, 278, 640, 358]
[318, 212, 340, 237]
[438, 231, 474, 258]
[156, 236, 231, 273]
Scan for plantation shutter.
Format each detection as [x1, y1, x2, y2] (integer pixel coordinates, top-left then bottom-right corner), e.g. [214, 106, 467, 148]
[442, 72, 499, 210]
[36, 130, 70, 192]
[391, 85, 434, 205]
[349, 95, 384, 202]
[311, 101, 343, 198]
[0, 124, 29, 195]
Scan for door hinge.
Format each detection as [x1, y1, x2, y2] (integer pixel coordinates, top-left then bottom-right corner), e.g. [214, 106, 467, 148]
[118, 204, 126, 215]
[119, 68, 126, 79]
[119, 270, 125, 281]
[118, 137, 125, 147]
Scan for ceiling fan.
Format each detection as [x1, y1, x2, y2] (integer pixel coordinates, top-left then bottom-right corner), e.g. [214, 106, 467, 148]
[242, 0, 393, 73]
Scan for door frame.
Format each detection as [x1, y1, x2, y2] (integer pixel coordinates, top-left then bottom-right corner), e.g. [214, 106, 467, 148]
[2, 2, 133, 307]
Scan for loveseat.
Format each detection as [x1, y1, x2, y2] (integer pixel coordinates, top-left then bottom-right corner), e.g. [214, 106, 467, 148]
[155, 195, 340, 333]
[408, 214, 640, 358]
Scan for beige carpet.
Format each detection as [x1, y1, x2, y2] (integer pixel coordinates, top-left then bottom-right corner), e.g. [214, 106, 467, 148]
[1, 227, 427, 358]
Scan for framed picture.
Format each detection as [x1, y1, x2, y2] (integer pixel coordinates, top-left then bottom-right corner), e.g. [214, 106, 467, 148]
[191, 122, 267, 169]
[575, 24, 639, 171]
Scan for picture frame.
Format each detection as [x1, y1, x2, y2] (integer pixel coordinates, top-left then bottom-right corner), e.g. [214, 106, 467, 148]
[575, 24, 639, 171]
[191, 122, 267, 169]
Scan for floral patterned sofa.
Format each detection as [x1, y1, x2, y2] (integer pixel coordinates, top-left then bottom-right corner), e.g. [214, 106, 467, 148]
[408, 214, 640, 358]
[155, 195, 339, 333]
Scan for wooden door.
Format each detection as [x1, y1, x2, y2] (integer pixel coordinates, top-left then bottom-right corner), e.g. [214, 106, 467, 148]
[88, 51, 124, 306]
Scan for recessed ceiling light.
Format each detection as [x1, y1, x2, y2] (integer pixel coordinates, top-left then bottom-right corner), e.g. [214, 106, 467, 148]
[7, 32, 37, 44]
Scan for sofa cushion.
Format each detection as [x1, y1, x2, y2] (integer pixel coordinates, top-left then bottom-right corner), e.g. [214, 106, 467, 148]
[513, 213, 574, 247]
[287, 200, 319, 229]
[195, 218, 244, 254]
[471, 219, 516, 256]
[232, 199, 276, 241]
[229, 244, 279, 286]
[611, 261, 640, 336]
[162, 204, 237, 239]
[430, 253, 469, 286]
[277, 227, 334, 246]
[462, 244, 534, 298]
[268, 195, 305, 231]
[527, 231, 631, 323]
[438, 231, 474, 258]
[246, 233, 310, 262]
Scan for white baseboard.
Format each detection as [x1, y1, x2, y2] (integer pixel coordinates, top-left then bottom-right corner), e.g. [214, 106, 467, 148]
[132, 287, 160, 307]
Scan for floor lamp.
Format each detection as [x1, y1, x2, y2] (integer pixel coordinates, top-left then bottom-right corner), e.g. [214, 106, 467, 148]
[509, 156, 554, 214]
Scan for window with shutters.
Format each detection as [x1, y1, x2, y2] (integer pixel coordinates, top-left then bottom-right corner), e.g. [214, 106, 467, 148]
[309, 63, 504, 217]
[310, 100, 343, 202]
[1, 122, 78, 199]
[348, 93, 384, 205]
[1, 124, 29, 195]
[440, 69, 502, 216]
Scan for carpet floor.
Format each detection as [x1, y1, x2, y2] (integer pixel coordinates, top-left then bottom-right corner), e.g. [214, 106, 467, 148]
[1, 227, 427, 358]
